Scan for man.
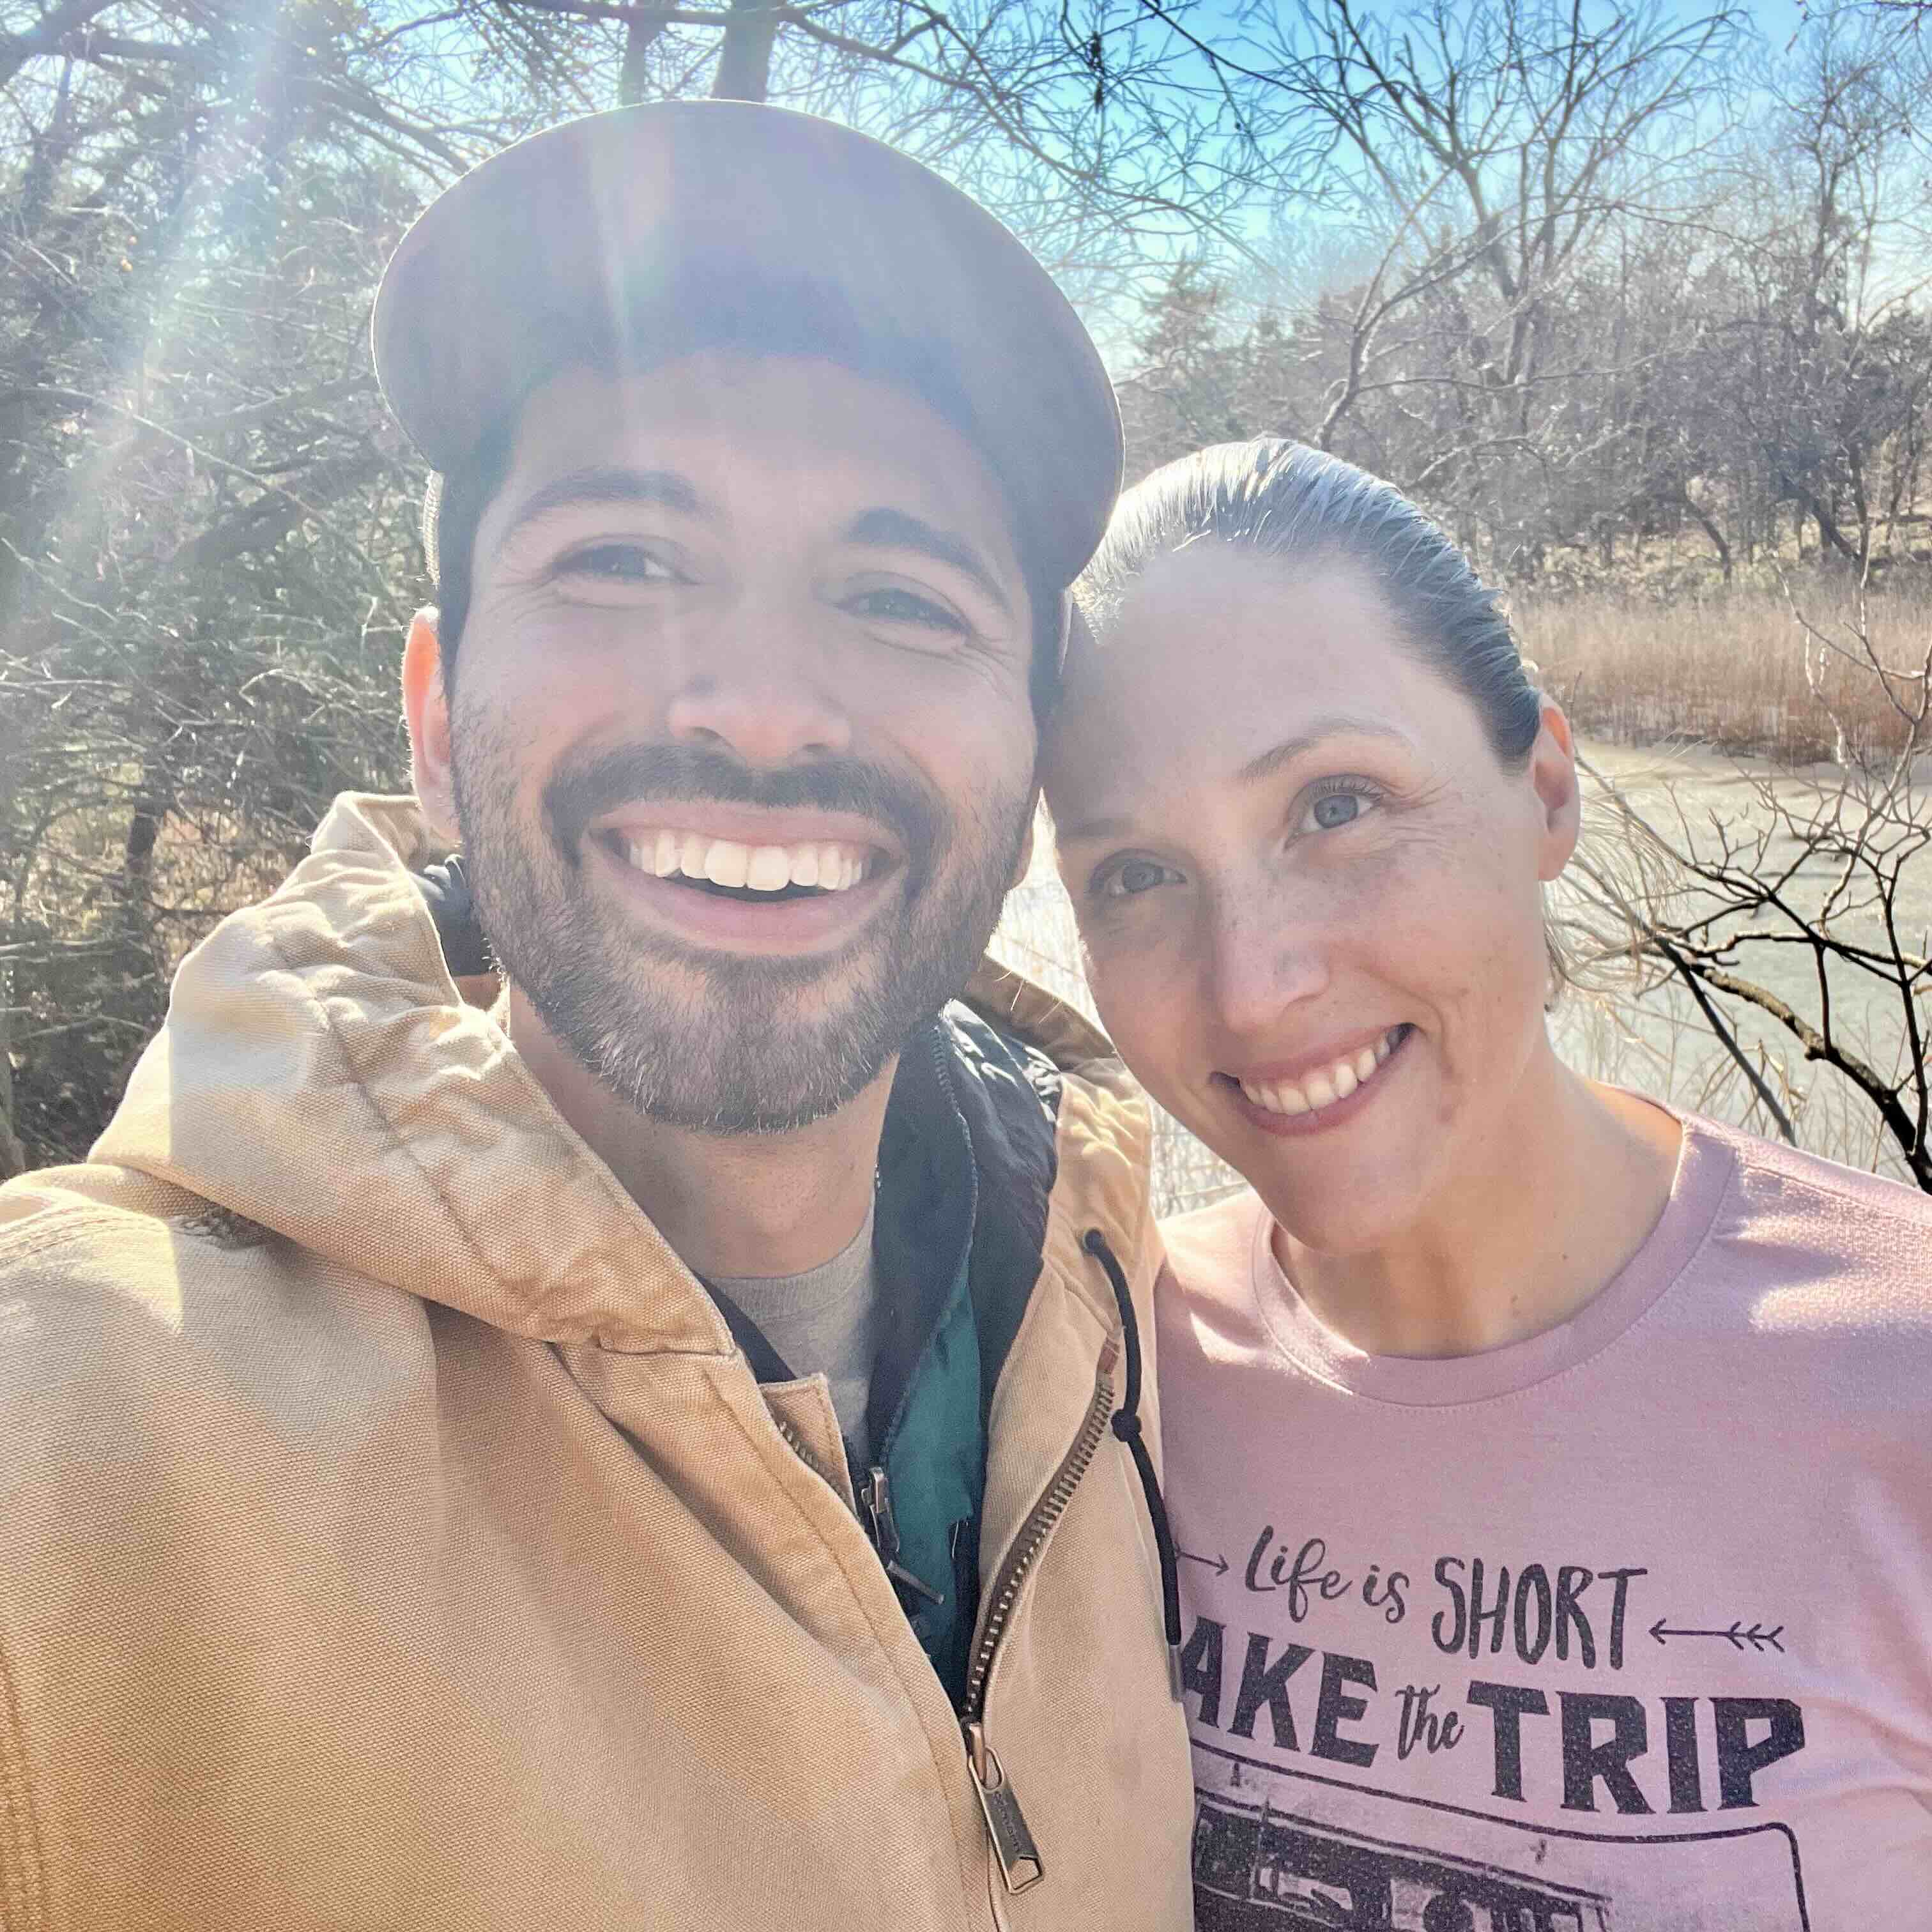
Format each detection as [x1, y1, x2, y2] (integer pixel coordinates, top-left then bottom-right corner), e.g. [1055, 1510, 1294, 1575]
[0, 104, 1193, 1929]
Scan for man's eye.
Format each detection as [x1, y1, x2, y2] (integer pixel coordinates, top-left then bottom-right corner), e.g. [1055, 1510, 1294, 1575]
[1296, 780, 1382, 836]
[848, 586, 968, 634]
[557, 542, 674, 583]
[1098, 857, 1181, 900]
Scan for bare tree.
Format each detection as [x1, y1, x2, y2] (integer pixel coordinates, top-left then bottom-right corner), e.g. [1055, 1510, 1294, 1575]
[6, 0, 1930, 1177]
[0, 0, 1272, 1165]
[1575, 583, 1932, 1190]
[1114, 0, 1777, 562]
[1238, 0, 1741, 536]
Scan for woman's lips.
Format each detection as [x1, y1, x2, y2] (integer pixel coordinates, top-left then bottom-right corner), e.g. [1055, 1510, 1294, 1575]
[1220, 1023, 1414, 1136]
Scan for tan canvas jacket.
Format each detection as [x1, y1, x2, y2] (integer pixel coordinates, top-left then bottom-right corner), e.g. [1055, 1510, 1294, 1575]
[0, 794, 1194, 1932]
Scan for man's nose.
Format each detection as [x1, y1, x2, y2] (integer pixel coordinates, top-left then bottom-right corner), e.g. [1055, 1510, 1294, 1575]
[663, 608, 854, 766]
[1203, 889, 1331, 1039]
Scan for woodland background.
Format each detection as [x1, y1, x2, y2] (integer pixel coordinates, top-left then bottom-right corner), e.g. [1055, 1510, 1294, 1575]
[4, 0, 1932, 1203]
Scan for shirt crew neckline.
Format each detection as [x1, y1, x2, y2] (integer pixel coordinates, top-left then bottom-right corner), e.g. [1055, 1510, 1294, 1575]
[1247, 1108, 1738, 1407]
[710, 1198, 878, 1322]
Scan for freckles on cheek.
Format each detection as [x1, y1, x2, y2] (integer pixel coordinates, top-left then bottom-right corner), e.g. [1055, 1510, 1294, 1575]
[1090, 947, 1197, 1078]
[1084, 939, 1140, 1012]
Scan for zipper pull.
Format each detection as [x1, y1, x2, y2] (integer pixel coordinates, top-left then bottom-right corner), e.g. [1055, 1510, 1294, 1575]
[862, 1466, 946, 1608]
[859, 1466, 901, 1560]
[886, 1558, 946, 1608]
[963, 1721, 1044, 1893]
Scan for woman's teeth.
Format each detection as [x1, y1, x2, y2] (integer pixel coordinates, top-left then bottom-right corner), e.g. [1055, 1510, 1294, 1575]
[1238, 1027, 1406, 1119]
[623, 832, 870, 893]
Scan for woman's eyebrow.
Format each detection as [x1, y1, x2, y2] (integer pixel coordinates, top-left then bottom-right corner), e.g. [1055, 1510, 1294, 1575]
[1234, 716, 1411, 786]
[1054, 810, 1134, 847]
[842, 505, 1013, 618]
[1057, 714, 1412, 847]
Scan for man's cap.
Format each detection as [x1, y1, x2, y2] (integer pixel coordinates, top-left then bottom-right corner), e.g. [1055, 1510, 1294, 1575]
[372, 100, 1123, 591]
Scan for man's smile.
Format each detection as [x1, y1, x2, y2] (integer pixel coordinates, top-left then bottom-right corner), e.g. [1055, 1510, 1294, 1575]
[587, 806, 902, 956]
[615, 827, 880, 897]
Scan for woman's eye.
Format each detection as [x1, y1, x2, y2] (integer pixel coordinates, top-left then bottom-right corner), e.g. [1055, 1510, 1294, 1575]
[1296, 781, 1382, 836]
[848, 586, 969, 634]
[557, 542, 674, 584]
[1099, 857, 1181, 900]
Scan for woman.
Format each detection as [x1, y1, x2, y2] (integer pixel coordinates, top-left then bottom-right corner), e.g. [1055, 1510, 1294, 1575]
[1042, 439, 1932, 1931]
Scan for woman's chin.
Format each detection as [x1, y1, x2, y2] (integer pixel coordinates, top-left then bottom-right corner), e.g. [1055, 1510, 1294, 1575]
[1255, 1177, 1415, 1259]
[1195, 1117, 1435, 1257]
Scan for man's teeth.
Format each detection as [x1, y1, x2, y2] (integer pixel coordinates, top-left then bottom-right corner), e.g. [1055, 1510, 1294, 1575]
[623, 832, 871, 893]
[1239, 1029, 1405, 1119]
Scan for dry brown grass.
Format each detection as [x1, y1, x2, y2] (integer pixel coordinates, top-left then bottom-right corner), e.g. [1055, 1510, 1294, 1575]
[1514, 572, 1932, 763]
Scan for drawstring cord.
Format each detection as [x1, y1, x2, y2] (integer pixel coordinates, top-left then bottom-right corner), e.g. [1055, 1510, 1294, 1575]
[1082, 1228, 1184, 1699]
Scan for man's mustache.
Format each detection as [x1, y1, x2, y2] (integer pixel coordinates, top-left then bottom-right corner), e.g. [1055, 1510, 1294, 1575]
[543, 742, 943, 878]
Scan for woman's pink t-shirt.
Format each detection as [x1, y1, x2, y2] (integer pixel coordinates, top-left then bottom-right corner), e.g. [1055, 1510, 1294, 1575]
[1157, 1112, 1932, 1932]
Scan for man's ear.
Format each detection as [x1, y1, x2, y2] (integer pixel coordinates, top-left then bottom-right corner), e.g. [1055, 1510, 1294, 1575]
[1529, 697, 1581, 882]
[402, 608, 460, 845]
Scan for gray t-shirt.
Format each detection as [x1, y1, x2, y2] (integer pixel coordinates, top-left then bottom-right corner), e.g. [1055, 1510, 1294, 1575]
[712, 1200, 879, 1471]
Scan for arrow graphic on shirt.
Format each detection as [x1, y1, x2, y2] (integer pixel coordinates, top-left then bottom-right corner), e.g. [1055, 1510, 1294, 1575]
[1649, 1618, 1785, 1653]
[1177, 1549, 1229, 1576]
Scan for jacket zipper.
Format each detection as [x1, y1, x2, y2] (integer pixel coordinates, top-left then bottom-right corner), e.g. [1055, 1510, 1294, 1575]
[770, 1410, 848, 1506]
[772, 1335, 1124, 1899]
[860, 1464, 947, 1608]
[767, 1408, 949, 1607]
[958, 1333, 1119, 1894]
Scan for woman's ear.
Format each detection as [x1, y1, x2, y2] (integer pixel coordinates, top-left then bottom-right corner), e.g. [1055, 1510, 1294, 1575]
[402, 608, 459, 845]
[1529, 698, 1582, 882]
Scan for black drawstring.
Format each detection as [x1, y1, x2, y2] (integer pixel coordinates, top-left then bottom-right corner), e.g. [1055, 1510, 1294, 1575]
[413, 856, 491, 979]
[1082, 1227, 1184, 1699]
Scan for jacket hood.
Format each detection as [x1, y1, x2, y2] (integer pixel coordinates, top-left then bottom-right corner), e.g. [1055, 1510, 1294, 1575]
[93, 793, 1122, 1354]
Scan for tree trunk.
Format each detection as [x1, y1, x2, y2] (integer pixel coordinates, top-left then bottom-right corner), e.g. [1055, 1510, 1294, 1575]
[1675, 484, 1733, 583]
[1845, 444, 1873, 569]
[618, 6, 666, 105]
[123, 799, 160, 902]
[0, 977, 19, 1179]
[0, 0, 116, 92]
[710, 0, 779, 102]
[1781, 475, 1859, 564]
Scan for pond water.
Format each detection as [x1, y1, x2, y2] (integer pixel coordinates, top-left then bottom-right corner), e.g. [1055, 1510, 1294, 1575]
[1569, 745, 1930, 1188]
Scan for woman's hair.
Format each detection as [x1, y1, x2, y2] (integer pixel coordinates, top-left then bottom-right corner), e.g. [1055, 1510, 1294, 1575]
[1080, 438, 1542, 767]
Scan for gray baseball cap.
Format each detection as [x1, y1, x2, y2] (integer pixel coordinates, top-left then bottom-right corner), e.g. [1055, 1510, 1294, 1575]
[372, 100, 1123, 590]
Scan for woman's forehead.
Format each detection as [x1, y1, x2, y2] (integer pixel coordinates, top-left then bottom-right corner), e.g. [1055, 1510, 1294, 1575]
[1050, 549, 1416, 809]
[1112, 541, 1388, 650]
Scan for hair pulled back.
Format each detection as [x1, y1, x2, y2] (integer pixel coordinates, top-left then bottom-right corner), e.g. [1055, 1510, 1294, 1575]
[1081, 438, 1541, 766]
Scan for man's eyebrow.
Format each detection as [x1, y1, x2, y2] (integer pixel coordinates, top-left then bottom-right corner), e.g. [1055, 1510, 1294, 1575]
[843, 506, 1013, 618]
[1055, 716, 1411, 847]
[497, 466, 710, 544]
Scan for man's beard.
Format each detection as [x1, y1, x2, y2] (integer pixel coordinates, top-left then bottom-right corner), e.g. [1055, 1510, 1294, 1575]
[448, 706, 1031, 1135]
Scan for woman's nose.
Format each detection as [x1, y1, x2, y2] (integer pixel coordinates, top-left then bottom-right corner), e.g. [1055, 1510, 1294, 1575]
[1204, 895, 1331, 1039]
